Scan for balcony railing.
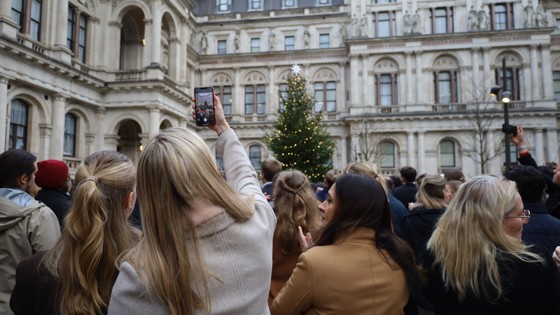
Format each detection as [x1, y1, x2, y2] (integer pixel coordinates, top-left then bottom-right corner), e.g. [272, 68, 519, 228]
[371, 100, 534, 115]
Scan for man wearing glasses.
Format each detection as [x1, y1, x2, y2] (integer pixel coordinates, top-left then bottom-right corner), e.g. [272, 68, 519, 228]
[505, 165, 560, 255]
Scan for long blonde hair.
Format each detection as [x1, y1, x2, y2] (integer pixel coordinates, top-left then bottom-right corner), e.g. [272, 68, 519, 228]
[43, 151, 139, 315]
[122, 127, 254, 315]
[427, 176, 543, 302]
[273, 171, 321, 254]
[343, 161, 388, 193]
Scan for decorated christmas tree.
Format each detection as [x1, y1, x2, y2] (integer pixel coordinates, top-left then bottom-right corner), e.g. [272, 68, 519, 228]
[266, 64, 335, 182]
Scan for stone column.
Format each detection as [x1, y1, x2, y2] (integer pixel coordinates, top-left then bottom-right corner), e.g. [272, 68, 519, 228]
[541, 44, 553, 99]
[234, 67, 241, 116]
[417, 131, 425, 173]
[268, 65, 275, 112]
[150, 0, 162, 67]
[96, 107, 106, 151]
[340, 136, 348, 169]
[350, 55, 360, 106]
[415, 51, 422, 103]
[530, 44, 539, 100]
[55, 0, 69, 49]
[407, 131, 416, 167]
[361, 55, 368, 105]
[482, 48, 491, 86]
[546, 128, 558, 163]
[148, 106, 161, 140]
[143, 18, 153, 68]
[471, 47, 479, 88]
[405, 51, 413, 104]
[339, 62, 346, 111]
[0, 77, 8, 151]
[49, 94, 67, 160]
[534, 129, 544, 165]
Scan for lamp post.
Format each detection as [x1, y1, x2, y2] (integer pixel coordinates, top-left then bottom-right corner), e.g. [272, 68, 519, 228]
[490, 57, 512, 171]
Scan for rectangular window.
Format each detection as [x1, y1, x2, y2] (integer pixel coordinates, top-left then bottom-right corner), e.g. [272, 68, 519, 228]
[377, 74, 398, 106]
[435, 71, 457, 104]
[319, 33, 330, 48]
[431, 7, 453, 34]
[373, 11, 395, 38]
[491, 3, 513, 30]
[279, 83, 288, 112]
[440, 141, 455, 167]
[554, 71, 560, 101]
[249, 145, 262, 169]
[375, 0, 395, 3]
[284, 36, 295, 50]
[495, 67, 520, 101]
[250, 0, 262, 10]
[67, 6, 88, 63]
[64, 114, 77, 156]
[380, 142, 395, 168]
[317, 0, 330, 5]
[9, 100, 28, 150]
[217, 0, 231, 12]
[215, 86, 232, 116]
[251, 38, 260, 52]
[245, 84, 266, 115]
[12, 0, 43, 41]
[283, 0, 296, 8]
[217, 40, 227, 54]
[314, 82, 336, 112]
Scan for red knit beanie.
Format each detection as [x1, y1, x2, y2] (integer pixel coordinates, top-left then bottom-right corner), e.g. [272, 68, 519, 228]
[35, 160, 69, 189]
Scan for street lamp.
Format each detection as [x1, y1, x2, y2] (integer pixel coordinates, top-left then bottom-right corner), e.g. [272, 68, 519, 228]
[490, 57, 513, 171]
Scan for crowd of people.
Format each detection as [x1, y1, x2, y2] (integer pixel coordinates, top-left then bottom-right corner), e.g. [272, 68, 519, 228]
[1, 93, 560, 315]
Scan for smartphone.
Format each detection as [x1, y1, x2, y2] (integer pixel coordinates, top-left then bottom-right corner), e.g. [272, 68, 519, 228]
[194, 87, 216, 126]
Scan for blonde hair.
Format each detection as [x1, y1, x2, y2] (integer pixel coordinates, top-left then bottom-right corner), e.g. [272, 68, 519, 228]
[122, 127, 254, 315]
[273, 171, 321, 254]
[427, 175, 543, 302]
[413, 175, 447, 210]
[43, 151, 139, 315]
[343, 161, 388, 193]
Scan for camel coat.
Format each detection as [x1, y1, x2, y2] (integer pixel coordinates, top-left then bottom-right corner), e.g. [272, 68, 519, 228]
[271, 227, 408, 315]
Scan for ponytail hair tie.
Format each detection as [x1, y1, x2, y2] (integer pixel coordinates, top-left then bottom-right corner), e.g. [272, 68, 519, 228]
[83, 176, 98, 184]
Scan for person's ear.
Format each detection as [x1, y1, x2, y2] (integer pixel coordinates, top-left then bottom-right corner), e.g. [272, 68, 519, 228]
[124, 190, 136, 216]
[18, 173, 29, 189]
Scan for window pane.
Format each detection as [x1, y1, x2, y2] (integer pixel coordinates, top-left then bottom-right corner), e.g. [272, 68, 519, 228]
[438, 72, 452, 104]
[380, 142, 395, 168]
[378, 12, 390, 37]
[257, 84, 266, 114]
[221, 86, 232, 115]
[249, 145, 262, 169]
[245, 86, 254, 114]
[78, 14, 87, 62]
[319, 34, 330, 48]
[379, 74, 393, 106]
[494, 4, 507, 30]
[314, 82, 324, 112]
[251, 38, 260, 52]
[434, 8, 447, 34]
[64, 113, 77, 156]
[251, 0, 262, 9]
[218, 40, 227, 54]
[9, 99, 28, 150]
[67, 6, 75, 49]
[30, 0, 41, 40]
[554, 71, 560, 101]
[326, 82, 336, 112]
[279, 83, 288, 112]
[440, 140, 455, 167]
[285, 36, 294, 50]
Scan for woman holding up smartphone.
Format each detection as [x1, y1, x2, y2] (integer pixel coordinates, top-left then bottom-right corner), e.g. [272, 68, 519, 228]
[108, 91, 276, 315]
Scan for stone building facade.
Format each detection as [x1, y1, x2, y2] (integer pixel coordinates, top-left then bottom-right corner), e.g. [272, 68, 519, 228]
[0, 0, 559, 178]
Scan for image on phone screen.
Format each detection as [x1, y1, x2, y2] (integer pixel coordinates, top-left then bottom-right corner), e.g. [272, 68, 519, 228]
[195, 88, 215, 126]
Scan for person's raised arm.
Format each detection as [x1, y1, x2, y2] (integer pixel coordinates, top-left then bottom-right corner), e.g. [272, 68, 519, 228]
[511, 125, 537, 168]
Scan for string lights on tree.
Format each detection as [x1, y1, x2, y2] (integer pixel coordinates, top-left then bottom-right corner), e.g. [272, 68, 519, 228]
[266, 64, 334, 182]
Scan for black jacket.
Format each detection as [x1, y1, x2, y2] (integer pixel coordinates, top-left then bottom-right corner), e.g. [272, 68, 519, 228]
[393, 183, 418, 208]
[398, 207, 445, 264]
[35, 189, 71, 229]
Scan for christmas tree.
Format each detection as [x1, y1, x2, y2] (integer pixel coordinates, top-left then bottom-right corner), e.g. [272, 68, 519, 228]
[266, 64, 335, 182]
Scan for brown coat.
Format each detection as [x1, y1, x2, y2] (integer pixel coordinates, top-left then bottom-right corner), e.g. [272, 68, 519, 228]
[269, 233, 301, 306]
[270, 227, 408, 315]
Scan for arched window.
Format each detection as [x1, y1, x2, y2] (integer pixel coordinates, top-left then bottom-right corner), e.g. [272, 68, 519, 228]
[439, 140, 456, 168]
[373, 59, 399, 111]
[249, 145, 262, 169]
[64, 113, 77, 156]
[379, 141, 395, 168]
[9, 99, 29, 150]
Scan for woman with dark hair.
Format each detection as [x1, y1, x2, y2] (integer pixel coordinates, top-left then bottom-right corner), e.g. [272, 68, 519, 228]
[271, 173, 423, 314]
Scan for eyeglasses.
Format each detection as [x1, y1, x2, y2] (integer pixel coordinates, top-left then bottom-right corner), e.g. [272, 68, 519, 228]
[505, 209, 531, 224]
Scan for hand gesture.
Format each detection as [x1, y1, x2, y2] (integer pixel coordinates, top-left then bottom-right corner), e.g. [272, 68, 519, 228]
[298, 226, 314, 252]
[192, 90, 230, 135]
[511, 125, 526, 146]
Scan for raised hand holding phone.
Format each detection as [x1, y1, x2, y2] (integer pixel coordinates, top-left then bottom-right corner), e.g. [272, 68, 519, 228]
[191, 88, 230, 135]
[194, 87, 216, 126]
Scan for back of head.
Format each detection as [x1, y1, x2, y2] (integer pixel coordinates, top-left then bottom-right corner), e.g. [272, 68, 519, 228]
[443, 168, 465, 182]
[132, 127, 253, 314]
[317, 173, 391, 246]
[428, 175, 540, 301]
[261, 158, 283, 182]
[47, 150, 137, 315]
[389, 175, 402, 189]
[414, 175, 447, 209]
[399, 166, 417, 183]
[323, 169, 340, 188]
[344, 161, 388, 193]
[273, 170, 321, 253]
[504, 165, 547, 204]
[35, 159, 69, 190]
[0, 149, 36, 188]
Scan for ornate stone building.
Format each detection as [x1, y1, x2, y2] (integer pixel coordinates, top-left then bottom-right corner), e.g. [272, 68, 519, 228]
[0, 0, 559, 178]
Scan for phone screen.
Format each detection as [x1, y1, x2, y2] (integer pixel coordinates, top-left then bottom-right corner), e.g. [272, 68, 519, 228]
[194, 87, 215, 126]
